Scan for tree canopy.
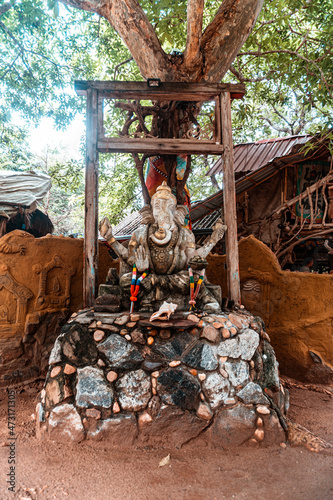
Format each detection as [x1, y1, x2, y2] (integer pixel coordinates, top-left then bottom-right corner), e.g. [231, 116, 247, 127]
[0, 0, 331, 135]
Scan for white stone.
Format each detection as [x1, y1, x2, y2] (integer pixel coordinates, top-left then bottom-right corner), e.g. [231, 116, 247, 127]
[202, 372, 230, 409]
[223, 360, 249, 387]
[237, 382, 269, 404]
[116, 370, 151, 412]
[48, 404, 85, 443]
[238, 329, 260, 360]
[217, 328, 259, 361]
[49, 335, 64, 365]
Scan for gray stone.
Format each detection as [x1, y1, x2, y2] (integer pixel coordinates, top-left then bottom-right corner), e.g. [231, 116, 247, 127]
[253, 340, 280, 391]
[217, 337, 240, 358]
[202, 372, 230, 409]
[206, 405, 256, 448]
[217, 328, 259, 360]
[87, 414, 137, 446]
[157, 368, 201, 411]
[223, 360, 249, 387]
[73, 313, 94, 325]
[183, 343, 218, 371]
[48, 403, 85, 443]
[114, 314, 130, 325]
[62, 325, 98, 367]
[116, 369, 151, 412]
[238, 329, 260, 360]
[76, 366, 114, 408]
[99, 284, 121, 297]
[94, 313, 117, 324]
[152, 332, 193, 361]
[97, 334, 143, 369]
[236, 382, 269, 404]
[49, 336, 63, 365]
[260, 410, 286, 446]
[137, 404, 209, 448]
[142, 359, 164, 371]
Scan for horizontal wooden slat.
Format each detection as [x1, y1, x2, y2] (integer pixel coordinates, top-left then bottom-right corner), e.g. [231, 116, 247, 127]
[75, 80, 245, 100]
[97, 137, 223, 155]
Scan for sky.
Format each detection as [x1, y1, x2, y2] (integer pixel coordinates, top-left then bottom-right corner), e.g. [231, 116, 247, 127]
[28, 114, 85, 160]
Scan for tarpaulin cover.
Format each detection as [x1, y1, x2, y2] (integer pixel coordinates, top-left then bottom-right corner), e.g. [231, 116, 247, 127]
[0, 171, 52, 217]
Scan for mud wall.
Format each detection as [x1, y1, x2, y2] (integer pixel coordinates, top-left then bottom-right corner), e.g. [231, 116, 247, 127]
[1, 230, 332, 385]
[0, 230, 114, 386]
[207, 236, 333, 383]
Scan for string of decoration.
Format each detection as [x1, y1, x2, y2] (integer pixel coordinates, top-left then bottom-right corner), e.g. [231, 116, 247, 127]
[130, 263, 149, 313]
[188, 266, 205, 310]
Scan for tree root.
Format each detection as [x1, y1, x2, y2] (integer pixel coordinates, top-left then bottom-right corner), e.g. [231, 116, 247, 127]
[281, 377, 333, 397]
[286, 418, 333, 454]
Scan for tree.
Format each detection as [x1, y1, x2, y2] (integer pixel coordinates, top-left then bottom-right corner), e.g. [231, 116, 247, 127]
[50, 0, 264, 202]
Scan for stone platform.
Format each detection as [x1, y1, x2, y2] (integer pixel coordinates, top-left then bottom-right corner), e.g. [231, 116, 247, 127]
[36, 308, 288, 448]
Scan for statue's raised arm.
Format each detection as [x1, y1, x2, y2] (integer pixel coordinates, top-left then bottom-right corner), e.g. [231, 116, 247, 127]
[186, 219, 227, 262]
[99, 216, 129, 262]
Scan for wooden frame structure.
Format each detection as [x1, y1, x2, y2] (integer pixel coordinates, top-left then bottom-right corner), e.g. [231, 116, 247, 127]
[75, 80, 245, 307]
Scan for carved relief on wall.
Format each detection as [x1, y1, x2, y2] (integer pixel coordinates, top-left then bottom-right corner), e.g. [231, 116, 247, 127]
[33, 255, 75, 314]
[0, 264, 33, 335]
[241, 267, 273, 326]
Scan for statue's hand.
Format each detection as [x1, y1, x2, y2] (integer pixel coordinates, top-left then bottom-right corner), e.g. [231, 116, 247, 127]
[135, 246, 149, 272]
[99, 216, 113, 241]
[211, 220, 227, 244]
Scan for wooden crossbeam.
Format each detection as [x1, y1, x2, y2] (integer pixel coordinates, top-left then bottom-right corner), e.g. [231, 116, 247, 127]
[97, 138, 223, 155]
[75, 80, 246, 101]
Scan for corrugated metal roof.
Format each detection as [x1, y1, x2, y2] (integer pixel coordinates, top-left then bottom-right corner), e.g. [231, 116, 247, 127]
[208, 135, 310, 176]
[113, 211, 142, 238]
[192, 208, 222, 230]
[191, 133, 331, 222]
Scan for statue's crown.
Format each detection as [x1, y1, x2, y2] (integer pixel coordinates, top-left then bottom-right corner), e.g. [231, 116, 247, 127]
[152, 181, 176, 202]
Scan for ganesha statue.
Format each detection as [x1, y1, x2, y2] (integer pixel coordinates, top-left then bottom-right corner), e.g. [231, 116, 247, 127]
[99, 182, 226, 313]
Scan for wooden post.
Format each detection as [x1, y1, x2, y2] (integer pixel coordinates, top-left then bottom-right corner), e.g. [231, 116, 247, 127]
[84, 88, 99, 307]
[220, 92, 241, 304]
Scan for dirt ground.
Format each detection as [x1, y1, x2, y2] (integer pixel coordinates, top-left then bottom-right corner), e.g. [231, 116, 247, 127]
[0, 380, 332, 500]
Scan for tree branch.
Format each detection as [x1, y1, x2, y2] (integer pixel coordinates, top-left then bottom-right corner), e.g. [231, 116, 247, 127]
[183, 0, 204, 72]
[113, 56, 133, 80]
[59, 0, 172, 80]
[132, 153, 150, 205]
[200, 0, 264, 81]
[238, 49, 333, 96]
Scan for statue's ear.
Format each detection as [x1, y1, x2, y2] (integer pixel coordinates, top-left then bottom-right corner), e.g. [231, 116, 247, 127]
[139, 205, 154, 225]
[174, 205, 188, 226]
